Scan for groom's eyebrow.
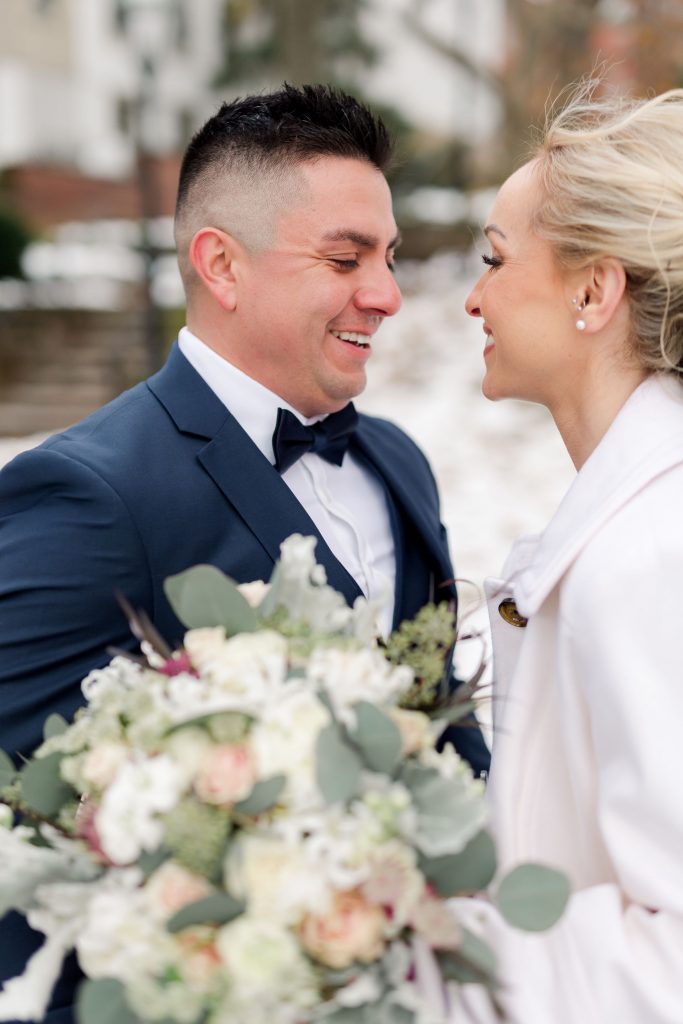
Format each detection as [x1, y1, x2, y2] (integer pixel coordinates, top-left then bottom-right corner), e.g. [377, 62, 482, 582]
[321, 228, 402, 251]
[484, 224, 507, 241]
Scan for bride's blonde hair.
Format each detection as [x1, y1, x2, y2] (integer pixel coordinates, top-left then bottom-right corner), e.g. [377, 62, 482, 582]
[533, 82, 683, 375]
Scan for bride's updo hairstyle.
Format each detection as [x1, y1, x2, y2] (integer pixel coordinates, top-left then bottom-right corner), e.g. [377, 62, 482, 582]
[532, 84, 683, 376]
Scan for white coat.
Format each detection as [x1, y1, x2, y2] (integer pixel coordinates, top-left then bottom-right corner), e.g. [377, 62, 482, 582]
[448, 373, 683, 1024]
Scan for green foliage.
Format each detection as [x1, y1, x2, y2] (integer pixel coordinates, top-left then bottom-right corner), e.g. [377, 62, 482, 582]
[167, 891, 244, 933]
[386, 603, 456, 711]
[76, 977, 156, 1024]
[19, 752, 75, 817]
[400, 762, 487, 858]
[315, 722, 362, 804]
[494, 863, 571, 932]
[234, 774, 286, 815]
[438, 927, 497, 986]
[0, 750, 15, 790]
[164, 564, 258, 634]
[163, 799, 232, 882]
[420, 828, 497, 897]
[349, 701, 402, 774]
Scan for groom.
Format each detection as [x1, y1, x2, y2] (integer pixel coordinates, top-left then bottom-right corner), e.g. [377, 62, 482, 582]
[0, 84, 489, 1020]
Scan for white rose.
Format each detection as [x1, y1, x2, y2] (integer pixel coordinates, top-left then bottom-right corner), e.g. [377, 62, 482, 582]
[226, 834, 330, 926]
[249, 688, 330, 809]
[0, 803, 13, 829]
[80, 741, 129, 791]
[216, 915, 317, 1006]
[184, 629, 288, 709]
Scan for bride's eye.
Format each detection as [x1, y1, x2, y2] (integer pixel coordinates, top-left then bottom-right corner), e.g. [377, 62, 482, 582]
[481, 254, 503, 269]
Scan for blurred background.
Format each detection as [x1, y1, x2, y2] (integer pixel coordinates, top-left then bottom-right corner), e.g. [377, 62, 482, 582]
[1, 0, 682, 620]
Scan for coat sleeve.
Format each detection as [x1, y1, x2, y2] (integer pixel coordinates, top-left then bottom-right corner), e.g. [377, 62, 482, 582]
[446, 479, 683, 1024]
[0, 446, 153, 762]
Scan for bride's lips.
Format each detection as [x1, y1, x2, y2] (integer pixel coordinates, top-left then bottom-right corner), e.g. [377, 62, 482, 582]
[483, 324, 494, 356]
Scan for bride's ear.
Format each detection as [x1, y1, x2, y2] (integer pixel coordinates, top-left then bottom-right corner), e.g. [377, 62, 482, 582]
[580, 259, 627, 333]
[189, 228, 241, 312]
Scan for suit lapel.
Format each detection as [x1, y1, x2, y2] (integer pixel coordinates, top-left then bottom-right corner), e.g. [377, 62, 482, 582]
[147, 345, 363, 605]
[351, 419, 453, 589]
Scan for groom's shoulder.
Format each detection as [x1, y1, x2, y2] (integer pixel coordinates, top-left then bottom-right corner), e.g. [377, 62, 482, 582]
[0, 375, 173, 504]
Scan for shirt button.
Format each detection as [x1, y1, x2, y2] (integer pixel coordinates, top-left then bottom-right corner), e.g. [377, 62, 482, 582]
[498, 598, 528, 628]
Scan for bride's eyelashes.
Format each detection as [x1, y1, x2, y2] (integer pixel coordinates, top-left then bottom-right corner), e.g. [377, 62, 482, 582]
[481, 253, 503, 269]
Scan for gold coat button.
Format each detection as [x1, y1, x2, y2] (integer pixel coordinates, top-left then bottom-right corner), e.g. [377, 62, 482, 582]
[498, 598, 528, 628]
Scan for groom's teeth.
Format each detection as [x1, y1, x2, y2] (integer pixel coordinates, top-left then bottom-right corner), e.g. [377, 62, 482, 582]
[331, 331, 370, 347]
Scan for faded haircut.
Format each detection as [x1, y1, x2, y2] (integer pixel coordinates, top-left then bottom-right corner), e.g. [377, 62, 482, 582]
[174, 83, 394, 287]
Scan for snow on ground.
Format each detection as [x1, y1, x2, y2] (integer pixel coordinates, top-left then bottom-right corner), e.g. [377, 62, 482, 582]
[0, 254, 575, 704]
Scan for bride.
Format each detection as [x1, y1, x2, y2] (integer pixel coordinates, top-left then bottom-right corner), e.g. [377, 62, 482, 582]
[451, 85, 683, 1022]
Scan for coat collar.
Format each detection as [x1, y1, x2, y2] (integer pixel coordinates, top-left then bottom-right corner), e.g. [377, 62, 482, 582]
[506, 374, 683, 617]
[147, 344, 363, 604]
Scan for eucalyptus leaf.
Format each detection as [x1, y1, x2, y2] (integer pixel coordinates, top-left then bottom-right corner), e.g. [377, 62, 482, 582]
[19, 752, 75, 817]
[163, 564, 258, 634]
[350, 701, 402, 774]
[137, 848, 170, 877]
[76, 977, 146, 1024]
[315, 723, 362, 804]
[401, 762, 488, 858]
[234, 774, 286, 815]
[494, 863, 571, 932]
[0, 749, 16, 790]
[437, 927, 498, 986]
[167, 892, 245, 933]
[43, 713, 69, 741]
[420, 829, 497, 896]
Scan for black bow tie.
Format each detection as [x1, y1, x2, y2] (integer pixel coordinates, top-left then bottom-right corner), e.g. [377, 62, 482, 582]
[272, 403, 359, 474]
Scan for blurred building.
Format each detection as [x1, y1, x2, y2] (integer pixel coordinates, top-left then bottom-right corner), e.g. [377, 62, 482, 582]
[0, 0, 225, 228]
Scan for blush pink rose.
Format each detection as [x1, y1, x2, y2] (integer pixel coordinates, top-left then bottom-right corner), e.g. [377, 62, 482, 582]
[145, 861, 212, 920]
[194, 743, 257, 806]
[298, 889, 386, 969]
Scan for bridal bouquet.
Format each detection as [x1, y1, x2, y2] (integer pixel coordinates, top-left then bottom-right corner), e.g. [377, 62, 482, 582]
[0, 535, 568, 1024]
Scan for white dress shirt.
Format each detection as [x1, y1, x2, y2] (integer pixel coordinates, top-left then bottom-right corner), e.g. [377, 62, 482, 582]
[178, 328, 396, 635]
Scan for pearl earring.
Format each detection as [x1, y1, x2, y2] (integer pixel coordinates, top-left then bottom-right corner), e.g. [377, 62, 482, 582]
[572, 296, 587, 331]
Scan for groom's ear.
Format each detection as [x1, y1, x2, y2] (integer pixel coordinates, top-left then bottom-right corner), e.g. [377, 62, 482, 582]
[189, 227, 241, 312]
[581, 258, 627, 333]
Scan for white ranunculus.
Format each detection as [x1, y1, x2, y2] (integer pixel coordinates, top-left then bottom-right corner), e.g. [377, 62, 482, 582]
[225, 834, 331, 926]
[96, 755, 186, 864]
[249, 688, 330, 809]
[77, 883, 174, 981]
[306, 647, 413, 724]
[183, 629, 288, 712]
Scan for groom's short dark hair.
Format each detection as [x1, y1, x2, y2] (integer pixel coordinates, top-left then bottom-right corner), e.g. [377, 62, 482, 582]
[176, 83, 392, 216]
[173, 84, 394, 281]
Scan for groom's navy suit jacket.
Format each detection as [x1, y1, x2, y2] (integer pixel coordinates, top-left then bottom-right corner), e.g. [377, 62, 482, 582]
[0, 344, 489, 1022]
